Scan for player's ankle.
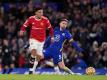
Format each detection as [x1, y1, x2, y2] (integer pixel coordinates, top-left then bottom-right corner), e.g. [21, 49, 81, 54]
[29, 55, 35, 68]
[29, 55, 35, 63]
[29, 71, 33, 74]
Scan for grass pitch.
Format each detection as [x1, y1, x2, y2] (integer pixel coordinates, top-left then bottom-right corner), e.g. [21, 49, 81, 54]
[0, 74, 107, 80]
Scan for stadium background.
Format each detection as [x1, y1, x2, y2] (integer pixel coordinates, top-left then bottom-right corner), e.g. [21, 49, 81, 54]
[0, 0, 107, 74]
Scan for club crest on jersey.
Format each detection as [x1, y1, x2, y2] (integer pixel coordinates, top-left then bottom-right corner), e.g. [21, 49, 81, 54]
[54, 34, 60, 42]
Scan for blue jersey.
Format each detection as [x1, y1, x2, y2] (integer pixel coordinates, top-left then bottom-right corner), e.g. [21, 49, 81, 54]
[50, 27, 72, 50]
[43, 27, 72, 65]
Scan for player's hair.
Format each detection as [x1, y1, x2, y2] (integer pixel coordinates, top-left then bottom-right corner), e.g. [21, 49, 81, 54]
[35, 6, 43, 12]
[60, 19, 69, 23]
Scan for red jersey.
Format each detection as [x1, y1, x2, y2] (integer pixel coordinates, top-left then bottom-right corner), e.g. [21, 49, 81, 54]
[21, 16, 53, 42]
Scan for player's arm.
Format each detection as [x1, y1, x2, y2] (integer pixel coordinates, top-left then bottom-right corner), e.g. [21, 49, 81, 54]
[46, 19, 54, 42]
[69, 38, 83, 52]
[66, 31, 83, 52]
[20, 17, 32, 36]
[46, 19, 54, 37]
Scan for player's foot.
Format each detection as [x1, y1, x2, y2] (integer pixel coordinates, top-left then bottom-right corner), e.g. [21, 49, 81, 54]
[69, 71, 82, 75]
[69, 71, 75, 75]
[7, 68, 13, 74]
[74, 73, 82, 75]
[2, 69, 6, 74]
[29, 71, 33, 74]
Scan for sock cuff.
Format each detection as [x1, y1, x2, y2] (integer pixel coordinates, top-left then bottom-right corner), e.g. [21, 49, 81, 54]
[31, 55, 35, 58]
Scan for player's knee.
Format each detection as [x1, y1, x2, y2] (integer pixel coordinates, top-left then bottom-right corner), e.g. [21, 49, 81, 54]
[36, 55, 43, 61]
[31, 49, 44, 61]
[31, 49, 37, 57]
[59, 65, 65, 70]
[58, 62, 65, 69]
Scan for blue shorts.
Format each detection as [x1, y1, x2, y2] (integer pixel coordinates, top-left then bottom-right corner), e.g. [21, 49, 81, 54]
[43, 47, 62, 65]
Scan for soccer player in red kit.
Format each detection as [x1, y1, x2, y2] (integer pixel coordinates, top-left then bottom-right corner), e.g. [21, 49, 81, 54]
[20, 7, 54, 74]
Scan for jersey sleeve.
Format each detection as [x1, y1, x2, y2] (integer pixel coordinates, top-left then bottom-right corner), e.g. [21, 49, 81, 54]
[66, 31, 73, 41]
[46, 19, 54, 37]
[46, 19, 52, 29]
[20, 17, 32, 32]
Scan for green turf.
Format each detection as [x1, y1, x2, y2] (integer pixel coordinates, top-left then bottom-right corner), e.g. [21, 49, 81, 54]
[0, 74, 107, 80]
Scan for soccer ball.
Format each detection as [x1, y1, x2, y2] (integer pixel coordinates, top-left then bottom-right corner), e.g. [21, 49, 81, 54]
[85, 67, 96, 75]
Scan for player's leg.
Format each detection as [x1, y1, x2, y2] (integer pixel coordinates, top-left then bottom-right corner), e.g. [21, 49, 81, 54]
[53, 53, 74, 74]
[36, 41, 45, 60]
[7, 58, 14, 74]
[29, 40, 45, 74]
[7, 63, 14, 74]
[54, 65, 60, 73]
[58, 61, 74, 74]
[43, 48, 52, 60]
[2, 58, 8, 74]
[43, 49, 60, 73]
[29, 50, 38, 74]
[29, 39, 39, 74]
[44, 59, 54, 67]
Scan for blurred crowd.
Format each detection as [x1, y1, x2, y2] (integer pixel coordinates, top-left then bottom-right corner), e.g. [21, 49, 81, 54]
[0, 0, 107, 70]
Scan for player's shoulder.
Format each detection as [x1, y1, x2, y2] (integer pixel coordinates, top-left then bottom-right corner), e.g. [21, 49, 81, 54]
[64, 29, 69, 32]
[29, 16, 35, 19]
[64, 29, 71, 34]
[42, 16, 49, 20]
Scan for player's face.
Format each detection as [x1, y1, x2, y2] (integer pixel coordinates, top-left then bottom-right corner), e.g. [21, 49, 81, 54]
[35, 10, 43, 19]
[60, 21, 68, 30]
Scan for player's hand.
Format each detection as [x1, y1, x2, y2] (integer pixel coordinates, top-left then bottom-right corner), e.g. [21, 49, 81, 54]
[19, 30, 24, 37]
[51, 37, 54, 43]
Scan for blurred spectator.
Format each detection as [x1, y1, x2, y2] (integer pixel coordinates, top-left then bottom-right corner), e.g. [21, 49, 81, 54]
[72, 58, 87, 69]
[2, 39, 14, 74]
[18, 52, 26, 68]
[0, 18, 5, 39]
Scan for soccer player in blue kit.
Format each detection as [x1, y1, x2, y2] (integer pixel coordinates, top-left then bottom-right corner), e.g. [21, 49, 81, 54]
[40, 19, 83, 74]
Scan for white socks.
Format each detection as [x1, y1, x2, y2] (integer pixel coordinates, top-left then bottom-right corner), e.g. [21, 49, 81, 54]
[29, 59, 38, 74]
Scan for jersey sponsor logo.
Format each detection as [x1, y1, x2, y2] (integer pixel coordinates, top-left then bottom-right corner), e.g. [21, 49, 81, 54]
[54, 34, 60, 42]
[32, 26, 43, 30]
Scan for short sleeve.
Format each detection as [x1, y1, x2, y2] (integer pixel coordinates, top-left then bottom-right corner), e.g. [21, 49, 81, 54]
[66, 31, 72, 41]
[23, 17, 32, 27]
[46, 19, 52, 29]
[20, 17, 32, 32]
